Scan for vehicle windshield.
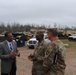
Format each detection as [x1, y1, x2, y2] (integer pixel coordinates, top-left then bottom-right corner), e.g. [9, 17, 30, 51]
[32, 33, 49, 39]
[44, 35, 48, 39]
[71, 34, 76, 36]
[32, 35, 36, 38]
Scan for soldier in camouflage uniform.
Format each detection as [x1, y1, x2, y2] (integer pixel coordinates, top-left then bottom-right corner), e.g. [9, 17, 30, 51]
[43, 28, 66, 75]
[28, 32, 48, 75]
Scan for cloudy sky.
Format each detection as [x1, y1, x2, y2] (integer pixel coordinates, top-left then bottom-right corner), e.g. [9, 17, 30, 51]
[0, 0, 76, 27]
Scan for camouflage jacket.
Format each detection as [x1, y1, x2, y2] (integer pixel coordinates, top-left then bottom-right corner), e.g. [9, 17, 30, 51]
[32, 40, 48, 70]
[43, 37, 66, 75]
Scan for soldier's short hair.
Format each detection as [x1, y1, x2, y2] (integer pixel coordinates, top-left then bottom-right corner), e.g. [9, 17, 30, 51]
[36, 31, 44, 38]
[47, 28, 58, 36]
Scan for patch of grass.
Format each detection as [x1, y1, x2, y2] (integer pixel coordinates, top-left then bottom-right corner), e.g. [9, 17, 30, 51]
[60, 39, 76, 48]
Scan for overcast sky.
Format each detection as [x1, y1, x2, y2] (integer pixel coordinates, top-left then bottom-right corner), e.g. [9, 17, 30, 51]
[0, 0, 76, 27]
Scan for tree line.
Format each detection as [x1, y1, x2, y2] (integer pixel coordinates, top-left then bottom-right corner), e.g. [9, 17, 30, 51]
[0, 22, 76, 33]
[0, 22, 47, 33]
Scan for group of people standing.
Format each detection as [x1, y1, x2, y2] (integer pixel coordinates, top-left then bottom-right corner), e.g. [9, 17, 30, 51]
[0, 28, 66, 75]
[28, 29, 66, 75]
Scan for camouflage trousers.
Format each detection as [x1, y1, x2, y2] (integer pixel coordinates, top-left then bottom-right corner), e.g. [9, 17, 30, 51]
[32, 66, 46, 75]
[48, 72, 64, 75]
[32, 70, 46, 75]
[46, 70, 65, 75]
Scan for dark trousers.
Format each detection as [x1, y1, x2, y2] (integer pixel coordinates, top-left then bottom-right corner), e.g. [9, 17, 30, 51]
[1, 60, 16, 75]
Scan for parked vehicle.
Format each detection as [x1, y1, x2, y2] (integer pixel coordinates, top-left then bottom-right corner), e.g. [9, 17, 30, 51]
[12, 33, 26, 47]
[68, 34, 76, 41]
[27, 33, 50, 49]
[27, 37, 38, 49]
[0, 35, 5, 42]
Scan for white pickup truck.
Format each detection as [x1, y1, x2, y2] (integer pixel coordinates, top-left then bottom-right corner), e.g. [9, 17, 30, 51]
[68, 34, 76, 41]
[27, 33, 50, 49]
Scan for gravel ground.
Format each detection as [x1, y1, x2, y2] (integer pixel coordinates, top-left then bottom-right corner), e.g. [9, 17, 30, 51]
[16, 46, 76, 75]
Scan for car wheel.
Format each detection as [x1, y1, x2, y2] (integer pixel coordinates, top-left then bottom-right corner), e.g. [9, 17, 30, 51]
[68, 38, 71, 41]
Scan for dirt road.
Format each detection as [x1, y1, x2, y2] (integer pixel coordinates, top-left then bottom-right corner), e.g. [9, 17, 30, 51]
[16, 46, 76, 75]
